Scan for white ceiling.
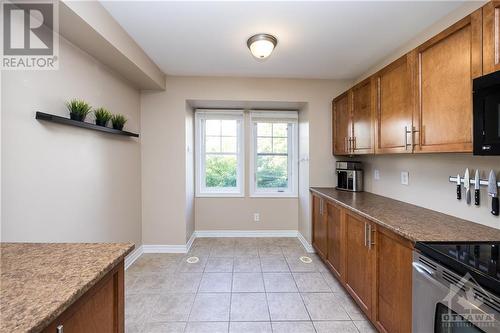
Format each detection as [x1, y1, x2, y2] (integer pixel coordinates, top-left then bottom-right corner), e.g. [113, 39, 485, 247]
[101, 1, 465, 80]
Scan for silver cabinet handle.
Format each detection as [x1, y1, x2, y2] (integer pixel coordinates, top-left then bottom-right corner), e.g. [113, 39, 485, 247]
[404, 126, 408, 150]
[368, 224, 372, 250]
[319, 199, 323, 216]
[57, 325, 64, 333]
[364, 222, 367, 247]
[353, 136, 356, 151]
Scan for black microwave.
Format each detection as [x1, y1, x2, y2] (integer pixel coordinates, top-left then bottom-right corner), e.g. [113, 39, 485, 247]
[473, 70, 500, 155]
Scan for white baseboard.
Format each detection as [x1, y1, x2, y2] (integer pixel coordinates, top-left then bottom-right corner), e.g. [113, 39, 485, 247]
[194, 230, 298, 238]
[124, 245, 143, 270]
[186, 232, 196, 252]
[142, 244, 189, 253]
[297, 232, 315, 253]
[127, 230, 310, 268]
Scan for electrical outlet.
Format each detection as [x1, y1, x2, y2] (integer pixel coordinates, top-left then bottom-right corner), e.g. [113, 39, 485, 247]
[374, 169, 380, 180]
[401, 171, 409, 185]
[254, 213, 260, 222]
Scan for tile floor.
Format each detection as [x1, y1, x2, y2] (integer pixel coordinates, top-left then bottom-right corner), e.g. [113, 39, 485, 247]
[125, 237, 377, 333]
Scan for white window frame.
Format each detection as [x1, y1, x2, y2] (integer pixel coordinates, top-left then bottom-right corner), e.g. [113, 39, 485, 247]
[249, 111, 298, 198]
[195, 110, 245, 197]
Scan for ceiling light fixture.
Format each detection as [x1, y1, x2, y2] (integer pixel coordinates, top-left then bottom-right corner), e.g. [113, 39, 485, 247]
[247, 33, 278, 60]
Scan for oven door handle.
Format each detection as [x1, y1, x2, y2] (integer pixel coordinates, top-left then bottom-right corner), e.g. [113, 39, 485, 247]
[412, 262, 435, 277]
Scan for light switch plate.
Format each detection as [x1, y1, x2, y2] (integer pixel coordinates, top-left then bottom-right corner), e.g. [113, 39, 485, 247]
[401, 171, 409, 185]
[374, 169, 380, 180]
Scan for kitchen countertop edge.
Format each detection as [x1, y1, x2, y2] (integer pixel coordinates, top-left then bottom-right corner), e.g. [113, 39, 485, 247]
[310, 187, 500, 243]
[1, 242, 134, 333]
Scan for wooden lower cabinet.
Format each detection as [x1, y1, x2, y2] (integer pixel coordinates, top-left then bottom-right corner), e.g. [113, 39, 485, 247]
[344, 211, 375, 318]
[311, 193, 413, 332]
[374, 228, 413, 333]
[326, 201, 344, 279]
[312, 194, 328, 258]
[42, 262, 124, 333]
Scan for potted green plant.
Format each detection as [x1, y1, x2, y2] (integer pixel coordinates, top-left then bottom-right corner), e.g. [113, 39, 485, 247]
[111, 114, 127, 131]
[66, 99, 92, 121]
[94, 107, 112, 127]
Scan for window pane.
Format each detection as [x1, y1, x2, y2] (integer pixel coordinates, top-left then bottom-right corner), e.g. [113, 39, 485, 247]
[206, 120, 220, 136]
[256, 155, 288, 188]
[257, 123, 272, 136]
[221, 120, 237, 136]
[257, 137, 272, 153]
[273, 138, 287, 153]
[221, 137, 236, 153]
[206, 136, 220, 153]
[273, 123, 288, 137]
[205, 155, 237, 188]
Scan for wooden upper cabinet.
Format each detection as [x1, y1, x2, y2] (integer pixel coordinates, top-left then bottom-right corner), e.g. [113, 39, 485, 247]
[326, 201, 344, 280]
[374, 228, 413, 333]
[373, 54, 414, 154]
[332, 92, 352, 155]
[413, 10, 482, 153]
[312, 194, 328, 258]
[351, 78, 374, 154]
[483, 1, 500, 74]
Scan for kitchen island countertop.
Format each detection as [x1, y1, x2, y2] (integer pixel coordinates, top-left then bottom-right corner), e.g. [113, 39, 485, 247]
[310, 187, 500, 242]
[0, 242, 134, 333]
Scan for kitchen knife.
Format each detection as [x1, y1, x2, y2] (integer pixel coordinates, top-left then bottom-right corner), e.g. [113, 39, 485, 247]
[474, 169, 480, 206]
[456, 174, 461, 200]
[464, 168, 471, 205]
[488, 170, 499, 216]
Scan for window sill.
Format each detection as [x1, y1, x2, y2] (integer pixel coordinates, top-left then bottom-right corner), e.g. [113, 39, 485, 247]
[196, 193, 245, 198]
[249, 193, 298, 198]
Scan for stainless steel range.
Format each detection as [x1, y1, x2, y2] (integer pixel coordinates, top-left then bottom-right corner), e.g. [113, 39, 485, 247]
[413, 242, 500, 333]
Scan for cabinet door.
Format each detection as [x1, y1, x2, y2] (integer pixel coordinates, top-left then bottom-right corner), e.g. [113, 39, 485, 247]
[373, 54, 414, 154]
[312, 195, 327, 258]
[332, 92, 352, 155]
[344, 212, 375, 318]
[43, 263, 124, 333]
[351, 78, 374, 154]
[414, 10, 482, 153]
[326, 201, 344, 280]
[483, 2, 500, 75]
[374, 228, 413, 333]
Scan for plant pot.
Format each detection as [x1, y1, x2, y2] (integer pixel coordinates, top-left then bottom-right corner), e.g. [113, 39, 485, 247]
[95, 119, 108, 127]
[112, 123, 124, 131]
[70, 113, 85, 121]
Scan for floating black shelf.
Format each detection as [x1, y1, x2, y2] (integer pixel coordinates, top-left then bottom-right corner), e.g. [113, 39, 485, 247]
[35, 112, 139, 138]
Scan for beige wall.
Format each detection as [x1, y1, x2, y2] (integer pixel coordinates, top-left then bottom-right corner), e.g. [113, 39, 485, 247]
[195, 198, 298, 231]
[185, 105, 195, 241]
[141, 76, 350, 245]
[351, 1, 500, 230]
[1, 37, 142, 244]
[360, 154, 500, 229]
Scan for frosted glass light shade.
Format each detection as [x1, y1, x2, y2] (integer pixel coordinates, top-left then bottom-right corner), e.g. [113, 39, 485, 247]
[247, 34, 277, 60]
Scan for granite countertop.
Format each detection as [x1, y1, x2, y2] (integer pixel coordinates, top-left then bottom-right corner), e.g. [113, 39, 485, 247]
[310, 187, 500, 242]
[0, 242, 134, 333]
